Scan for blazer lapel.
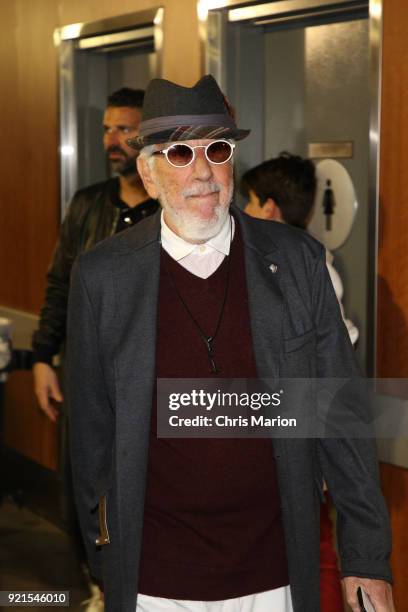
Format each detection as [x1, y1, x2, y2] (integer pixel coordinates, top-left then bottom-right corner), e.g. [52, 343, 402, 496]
[235, 208, 285, 379]
[112, 212, 162, 483]
[113, 210, 161, 407]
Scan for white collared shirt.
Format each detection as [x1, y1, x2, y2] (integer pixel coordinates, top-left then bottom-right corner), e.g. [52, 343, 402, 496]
[160, 211, 235, 279]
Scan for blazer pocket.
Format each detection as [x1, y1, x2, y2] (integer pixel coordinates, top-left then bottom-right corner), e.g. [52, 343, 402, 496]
[95, 494, 110, 546]
[284, 328, 316, 353]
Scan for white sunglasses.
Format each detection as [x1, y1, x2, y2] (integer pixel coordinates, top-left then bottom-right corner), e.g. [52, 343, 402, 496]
[152, 139, 235, 167]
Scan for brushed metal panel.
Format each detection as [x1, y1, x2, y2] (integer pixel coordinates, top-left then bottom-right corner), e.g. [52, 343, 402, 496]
[308, 141, 354, 158]
[228, 0, 368, 23]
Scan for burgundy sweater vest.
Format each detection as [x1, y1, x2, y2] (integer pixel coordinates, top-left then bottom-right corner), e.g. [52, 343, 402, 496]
[138, 225, 289, 600]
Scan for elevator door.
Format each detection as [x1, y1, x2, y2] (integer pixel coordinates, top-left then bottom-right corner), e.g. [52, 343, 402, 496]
[57, 9, 164, 216]
[220, 12, 370, 371]
[75, 45, 156, 189]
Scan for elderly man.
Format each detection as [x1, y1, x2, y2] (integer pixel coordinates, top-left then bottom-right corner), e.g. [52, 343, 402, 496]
[66, 76, 393, 612]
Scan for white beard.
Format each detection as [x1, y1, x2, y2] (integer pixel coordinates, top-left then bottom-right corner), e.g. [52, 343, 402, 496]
[157, 183, 234, 244]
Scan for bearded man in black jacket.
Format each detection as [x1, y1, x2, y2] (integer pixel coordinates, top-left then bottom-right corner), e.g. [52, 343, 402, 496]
[32, 87, 159, 420]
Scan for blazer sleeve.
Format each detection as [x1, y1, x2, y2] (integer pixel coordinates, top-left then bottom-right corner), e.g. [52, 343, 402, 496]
[65, 257, 114, 581]
[312, 250, 392, 583]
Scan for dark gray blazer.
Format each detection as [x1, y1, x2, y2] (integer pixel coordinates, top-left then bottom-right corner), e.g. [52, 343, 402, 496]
[66, 207, 391, 612]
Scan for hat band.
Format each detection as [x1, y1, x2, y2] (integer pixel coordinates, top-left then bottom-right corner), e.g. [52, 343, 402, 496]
[139, 113, 236, 137]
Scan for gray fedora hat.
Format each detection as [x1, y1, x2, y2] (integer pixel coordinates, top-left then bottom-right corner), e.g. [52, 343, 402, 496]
[127, 74, 250, 149]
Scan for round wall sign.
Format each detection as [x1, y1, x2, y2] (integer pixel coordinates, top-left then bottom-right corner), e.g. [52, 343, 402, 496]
[308, 159, 358, 251]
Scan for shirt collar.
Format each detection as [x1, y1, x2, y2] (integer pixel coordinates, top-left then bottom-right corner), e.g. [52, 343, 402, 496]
[160, 211, 235, 261]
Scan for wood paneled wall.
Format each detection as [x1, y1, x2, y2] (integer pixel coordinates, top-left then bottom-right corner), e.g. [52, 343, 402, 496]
[377, 1, 408, 376]
[0, 0, 60, 472]
[380, 463, 408, 608]
[377, 1, 408, 608]
[0, 0, 59, 314]
[4, 372, 58, 470]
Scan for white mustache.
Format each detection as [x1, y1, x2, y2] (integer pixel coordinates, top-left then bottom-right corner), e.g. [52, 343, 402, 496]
[183, 183, 221, 198]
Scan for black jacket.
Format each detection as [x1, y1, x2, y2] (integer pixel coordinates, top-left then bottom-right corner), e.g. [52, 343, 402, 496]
[32, 178, 159, 363]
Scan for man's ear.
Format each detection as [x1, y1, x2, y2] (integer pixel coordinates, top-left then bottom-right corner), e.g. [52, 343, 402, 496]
[137, 156, 159, 200]
[263, 198, 283, 222]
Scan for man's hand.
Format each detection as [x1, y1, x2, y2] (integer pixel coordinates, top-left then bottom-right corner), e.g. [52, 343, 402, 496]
[33, 362, 63, 422]
[342, 577, 395, 612]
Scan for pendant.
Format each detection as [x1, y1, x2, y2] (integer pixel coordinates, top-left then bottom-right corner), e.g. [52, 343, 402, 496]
[209, 356, 219, 375]
[205, 337, 219, 374]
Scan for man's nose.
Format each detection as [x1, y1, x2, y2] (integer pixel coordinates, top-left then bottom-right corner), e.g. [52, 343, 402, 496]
[192, 149, 213, 180]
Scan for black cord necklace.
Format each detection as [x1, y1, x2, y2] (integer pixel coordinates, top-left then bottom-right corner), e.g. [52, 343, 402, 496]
[163, 218, 232, 374]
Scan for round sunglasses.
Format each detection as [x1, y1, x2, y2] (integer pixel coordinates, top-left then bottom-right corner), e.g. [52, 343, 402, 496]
[152, 139, 235, 168]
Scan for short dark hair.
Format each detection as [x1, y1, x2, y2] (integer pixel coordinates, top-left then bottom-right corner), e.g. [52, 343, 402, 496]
[240, 152, 316, 229]
[107, 87, 145, 109]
